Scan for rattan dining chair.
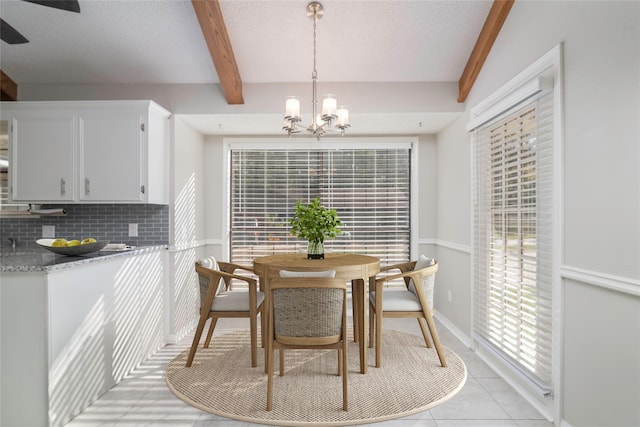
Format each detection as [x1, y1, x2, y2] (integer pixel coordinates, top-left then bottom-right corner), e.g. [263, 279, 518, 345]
[185, 256, 265, 368]
[369, 256, 447, 368]
[266, 276, 348, 411]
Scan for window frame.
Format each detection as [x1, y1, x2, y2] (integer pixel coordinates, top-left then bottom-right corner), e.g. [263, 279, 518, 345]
[222, 137, 419, 263]
[467, 44, 564, 421]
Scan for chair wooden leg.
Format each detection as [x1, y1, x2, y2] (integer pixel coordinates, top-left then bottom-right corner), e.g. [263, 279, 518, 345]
[375, 292, 383, 368]
[264, 302, 270, 374]
[417, 317, 433, 348]
[185, 312, 209, 367]
[279, 349, 285, 376]
[359, 279, 368, 374]
[368, 302, 375, 349]
[203, 317, 217, 348]
[423, 311, 447, 368]
[342, 340, 348, 411]
[351, 279, 361, 342]
[250, 311, 258, 367]
[260, 307, 266, 348]
[266, 343, 273, 411]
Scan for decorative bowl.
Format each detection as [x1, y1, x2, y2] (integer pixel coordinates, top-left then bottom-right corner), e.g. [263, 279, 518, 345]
[36, 239, 110, 256]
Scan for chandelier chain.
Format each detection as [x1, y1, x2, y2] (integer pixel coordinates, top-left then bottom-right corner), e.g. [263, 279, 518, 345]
[312, 11, 318, 79]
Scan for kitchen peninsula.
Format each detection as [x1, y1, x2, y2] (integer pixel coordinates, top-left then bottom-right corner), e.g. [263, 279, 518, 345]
[0, 244, 168, 427]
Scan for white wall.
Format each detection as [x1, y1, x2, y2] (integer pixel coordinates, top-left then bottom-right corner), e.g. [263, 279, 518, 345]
[203, 135, 226, 253]
[166, 116, 208, 342]
[434, 113, 472, 339]
[417, 134, 438, 242]
[437, 1, 640, 426]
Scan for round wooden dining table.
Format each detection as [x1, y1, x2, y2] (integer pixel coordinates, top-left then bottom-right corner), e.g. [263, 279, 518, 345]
[254, 253, 380, 374]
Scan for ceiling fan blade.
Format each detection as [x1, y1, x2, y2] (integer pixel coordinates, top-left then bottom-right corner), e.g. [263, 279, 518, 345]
[22, 0, 81, 13]
[0, 18, 29, 44]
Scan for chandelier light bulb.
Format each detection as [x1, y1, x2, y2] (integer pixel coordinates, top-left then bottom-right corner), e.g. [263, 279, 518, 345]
[321, 94, 337, 120]
[285, 96, 301, 121]
[336, 106, 350, 128]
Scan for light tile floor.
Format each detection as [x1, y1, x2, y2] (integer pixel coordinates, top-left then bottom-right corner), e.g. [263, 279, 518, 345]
[66, 315, 554, 427]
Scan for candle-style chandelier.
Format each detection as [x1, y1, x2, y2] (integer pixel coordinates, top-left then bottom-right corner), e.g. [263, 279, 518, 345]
[283, 2, 350, 138]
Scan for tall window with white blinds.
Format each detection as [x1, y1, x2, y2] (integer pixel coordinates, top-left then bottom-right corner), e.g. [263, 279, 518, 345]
[472, 91, 554, 393]
[230, 148, 411, 266]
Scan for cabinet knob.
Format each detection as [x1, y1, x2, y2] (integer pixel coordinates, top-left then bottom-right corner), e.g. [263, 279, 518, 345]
[60, 178, 66, 196]
[85, 178, 90, 195]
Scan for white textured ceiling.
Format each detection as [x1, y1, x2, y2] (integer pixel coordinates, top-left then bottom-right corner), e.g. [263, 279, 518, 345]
[0, 0, 494, 134]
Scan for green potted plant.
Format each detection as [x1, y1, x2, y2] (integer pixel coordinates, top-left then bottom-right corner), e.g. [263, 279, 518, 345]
[289, 197, 342, 259]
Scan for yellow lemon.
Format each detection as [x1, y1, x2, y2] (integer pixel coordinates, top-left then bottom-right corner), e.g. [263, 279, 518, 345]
[67, 240, 81, 247]
[51, 238, 68, 247]
[81, 237, 97, 245]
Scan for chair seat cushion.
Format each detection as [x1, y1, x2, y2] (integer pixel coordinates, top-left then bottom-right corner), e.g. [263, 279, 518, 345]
[211, 291, 265, 312]
[369, 290, 422, 312]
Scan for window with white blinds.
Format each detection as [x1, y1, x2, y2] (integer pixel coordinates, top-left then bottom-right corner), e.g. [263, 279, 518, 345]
[472, 91, 554, 392]
[230, 148, 411, 267]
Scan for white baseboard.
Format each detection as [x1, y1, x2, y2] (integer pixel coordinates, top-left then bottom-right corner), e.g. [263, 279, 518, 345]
[434, 310, 472, 348]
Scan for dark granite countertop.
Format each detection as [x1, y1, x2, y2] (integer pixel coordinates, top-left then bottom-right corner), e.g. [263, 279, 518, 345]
[0, 244, 168, 273]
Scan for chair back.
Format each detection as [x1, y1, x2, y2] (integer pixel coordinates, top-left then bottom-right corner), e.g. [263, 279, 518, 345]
[195, 259, 228, 309]
[407, 260, 439, 309]
[270, 277, 347, 346]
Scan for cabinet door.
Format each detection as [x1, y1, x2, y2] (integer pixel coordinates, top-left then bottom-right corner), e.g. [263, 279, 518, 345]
[79, 115, 144, 202]
[10, 116, 75, 201]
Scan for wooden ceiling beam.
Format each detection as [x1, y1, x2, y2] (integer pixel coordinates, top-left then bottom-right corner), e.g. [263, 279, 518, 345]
[458, 0, 514, 103]
[192, 0, 244, 105]
[1, 69, 18, 101]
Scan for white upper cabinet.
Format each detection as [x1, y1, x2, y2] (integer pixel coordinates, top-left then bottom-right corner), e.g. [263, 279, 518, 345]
[1, 100, 170, 204]
[9, 113, 76, 201]
[79, 113, 143, 202]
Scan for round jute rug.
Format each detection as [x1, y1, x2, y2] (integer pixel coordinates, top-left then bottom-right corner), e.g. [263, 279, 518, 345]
[166, 329, 467, 426]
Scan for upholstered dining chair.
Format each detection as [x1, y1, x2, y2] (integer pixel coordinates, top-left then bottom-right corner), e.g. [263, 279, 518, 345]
[185, 256, 265, 368]
[266, 276, 348, 412]
[368, 256, 447, 368]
